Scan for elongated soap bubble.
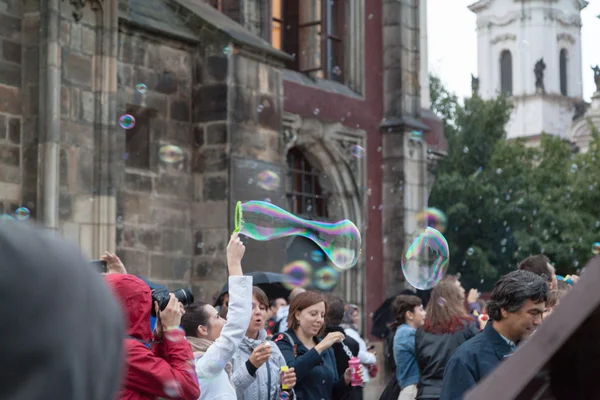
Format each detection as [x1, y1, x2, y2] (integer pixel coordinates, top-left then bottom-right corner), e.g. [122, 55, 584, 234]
[234, 201, 361, 269]
[402, 227, 449, 290]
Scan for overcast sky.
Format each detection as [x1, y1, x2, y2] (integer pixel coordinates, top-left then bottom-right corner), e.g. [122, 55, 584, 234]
[428, 1, 600, 102]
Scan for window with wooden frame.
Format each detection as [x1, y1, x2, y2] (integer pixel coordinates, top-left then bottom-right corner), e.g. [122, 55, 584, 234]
[208, 0, 241, 23]
[270, 0, 345, 82]
[287, 147, 328, 219]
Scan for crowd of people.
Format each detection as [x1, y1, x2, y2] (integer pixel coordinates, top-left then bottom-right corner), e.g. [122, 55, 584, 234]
[2, 221, 580, 400]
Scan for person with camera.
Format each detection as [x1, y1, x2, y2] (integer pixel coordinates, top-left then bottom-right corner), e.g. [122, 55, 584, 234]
[105, 267, 200, 399]
[181, 232, 253, 400]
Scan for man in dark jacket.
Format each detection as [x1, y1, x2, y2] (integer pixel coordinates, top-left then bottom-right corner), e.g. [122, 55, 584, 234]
[440, 270, 548, 400]
[325, 296, 362, 400]
[0, 221, 124, 400]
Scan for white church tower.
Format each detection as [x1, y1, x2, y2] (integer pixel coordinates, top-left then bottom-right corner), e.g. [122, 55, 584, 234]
[469, 0, 588, 142]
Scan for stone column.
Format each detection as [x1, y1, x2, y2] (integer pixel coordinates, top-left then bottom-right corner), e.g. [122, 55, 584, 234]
[380, 0, 429, 297]
[38, 0, 61, 230]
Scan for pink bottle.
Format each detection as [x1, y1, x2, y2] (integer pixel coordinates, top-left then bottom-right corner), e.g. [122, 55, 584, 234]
[348, 357, 362, 387]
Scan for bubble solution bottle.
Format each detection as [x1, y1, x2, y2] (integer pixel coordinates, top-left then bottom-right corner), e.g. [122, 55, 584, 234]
[348, 357, 363, 387]
[280, 366, 291, 399]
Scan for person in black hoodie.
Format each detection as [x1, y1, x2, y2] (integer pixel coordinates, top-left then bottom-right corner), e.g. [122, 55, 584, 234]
[414, 281, 480, 400]
[0, 221, 125, 400]
[324, 296, 362, 400]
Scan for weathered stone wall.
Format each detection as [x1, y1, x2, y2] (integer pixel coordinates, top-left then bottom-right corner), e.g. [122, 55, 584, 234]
[0, 0, 23, 216]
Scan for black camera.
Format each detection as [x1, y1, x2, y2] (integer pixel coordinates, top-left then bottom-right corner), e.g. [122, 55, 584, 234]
[151, 287, 194, 317]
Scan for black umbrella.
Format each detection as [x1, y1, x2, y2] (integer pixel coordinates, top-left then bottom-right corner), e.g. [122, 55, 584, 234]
[371, 289, 432, 339]
[215, 271, 292, 306]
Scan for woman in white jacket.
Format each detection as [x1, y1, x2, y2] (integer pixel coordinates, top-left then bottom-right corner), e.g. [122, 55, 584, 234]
[230, 286, 297, 399]
[181, 233, 252, 400]
[342, 304, 377, 384]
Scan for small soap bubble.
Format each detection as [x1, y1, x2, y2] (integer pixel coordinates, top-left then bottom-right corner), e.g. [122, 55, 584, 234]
[592, 242, 600, 255]
[257, 104, 264, 113]
[500, 238, 507, 246]
[314, 266, 339, 291]
[368, 14, 374, 20]
[223, 46, 232, 55]
[119, 114, 135, 129]
[496, 168, 502, 175]
[136, 83, 148, 94]
[410, 130, 422, 140]
[332, 66, 342, 76]
[310, 250, 325, 263]
[256, 170, 281, 191]
[416, 208, 447, 233]
[163, 380, 182, 398]
[351, 145, 365, 158]
[570, 164, 578, 173]
[467, 247, 474, 256]
[313, 108, 320, 115]
[158, 144, 184, 163]
[402, 227, 449, 290]
[463, 146, 469, 153]
[15, 207, 30, 221]
[282, 260, 313, 290]
[438, 297, 447, 306]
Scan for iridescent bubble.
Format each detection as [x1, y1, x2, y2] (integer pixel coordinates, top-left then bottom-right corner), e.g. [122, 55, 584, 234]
[410, 131, 422, 140]
[15, 207, 30, 221]
[332, 66, 342, 76]
[415, 207, 447, 233]
[282, 260, 313, 290]
[256, 170, 281, 191]
[463, 146, 469, 153]
[119, 114, 135, 129]
[136, 83, 148, 94]
[257, 104, 264, 113]
[234, 201, 361, 269]
[496, 168, 502, 175]
[592, 242, 600, 255]
[351, 145, 365, 158]
[314, 266, 339, 291]
[467, 247, 475, 256]
[223, 46, 232, 55]
[310, 250, 325, 263]
[313, 108, 320, 115]
[159, 145, 184, 163]
[401, 227, 449, 290]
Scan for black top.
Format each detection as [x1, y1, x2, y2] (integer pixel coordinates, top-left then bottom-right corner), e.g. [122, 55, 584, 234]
[415, 320, 479, 399]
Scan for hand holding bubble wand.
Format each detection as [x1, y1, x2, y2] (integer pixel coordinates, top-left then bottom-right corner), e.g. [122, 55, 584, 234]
[233, 201, 361, 270]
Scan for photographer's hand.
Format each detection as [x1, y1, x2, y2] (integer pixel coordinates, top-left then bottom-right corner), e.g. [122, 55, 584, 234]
[226, 233, 245, 276]
[159, 293, 184, 329]
[101, 251, 127, 275]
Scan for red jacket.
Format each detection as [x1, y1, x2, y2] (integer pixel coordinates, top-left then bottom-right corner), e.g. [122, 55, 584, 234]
[105, 274, 200, 400]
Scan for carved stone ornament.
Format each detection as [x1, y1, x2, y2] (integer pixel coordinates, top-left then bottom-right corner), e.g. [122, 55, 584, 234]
[65, 0, 102, 22]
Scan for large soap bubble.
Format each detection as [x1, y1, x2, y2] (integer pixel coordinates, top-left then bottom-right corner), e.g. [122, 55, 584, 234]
[415, 207, 447, 233]
[234, 201, 361, 269]
[402, 227, 449, 290]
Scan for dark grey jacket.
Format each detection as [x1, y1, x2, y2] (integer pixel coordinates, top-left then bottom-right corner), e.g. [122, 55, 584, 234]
[0, 221, 124, 399]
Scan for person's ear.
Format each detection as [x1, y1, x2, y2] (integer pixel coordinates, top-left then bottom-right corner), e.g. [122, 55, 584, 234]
[197, 325, 208, 337]
[295, 310, 301, 322]
[406, 311, 414, 321]
[500, 308, 508, 319]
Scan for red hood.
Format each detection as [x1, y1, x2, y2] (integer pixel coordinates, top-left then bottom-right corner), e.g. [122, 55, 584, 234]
[105, 274, 152, 342]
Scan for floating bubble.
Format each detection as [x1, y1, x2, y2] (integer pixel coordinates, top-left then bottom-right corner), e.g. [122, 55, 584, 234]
[570, 164, 578, 173]
[467, 247, 474, 256]
[282, 260, 313, 290]
[136, 83, 148, 94]
[119, 114, 135, 129]
[159, 145, 184, 163]
[351, 145, 365, 158]
[313, 108, 320, 115]
[310, 249, 325, 263]
[256, 170, 281, 191]
[410, 131, 422, 140]
[438, 297, 447, 306]
[415, 207, 447, 233]
[368, 14, 374, 20]
[496, 168, 502, 174]
[314, 266, 339, 291]
[463, 146, 469, 153]
[592, 242, 600, 255]
[332, 66, 342, 76]
[223, 46, 232, 55]
[15, 207, 30, 221]
[234, 201, 361, 269]
[257, 104, 264, 113]
[163, 380, 182, 398]
[401, 227, 449, 290]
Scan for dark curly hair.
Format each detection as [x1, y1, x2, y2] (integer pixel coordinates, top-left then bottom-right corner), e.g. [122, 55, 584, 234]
[487, 270, 549, 322]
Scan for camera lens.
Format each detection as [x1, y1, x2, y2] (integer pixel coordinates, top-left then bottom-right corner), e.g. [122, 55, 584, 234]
[172, 288, 194, 307]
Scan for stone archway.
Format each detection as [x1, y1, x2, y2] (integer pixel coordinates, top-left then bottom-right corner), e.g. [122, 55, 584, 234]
[282, 112, 366, 304]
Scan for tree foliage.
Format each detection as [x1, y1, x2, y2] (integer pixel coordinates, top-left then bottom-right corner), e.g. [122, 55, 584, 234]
[428, 75, 599, 291]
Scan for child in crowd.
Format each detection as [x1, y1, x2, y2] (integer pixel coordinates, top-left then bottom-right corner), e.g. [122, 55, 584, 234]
[392, 295, 426, 400]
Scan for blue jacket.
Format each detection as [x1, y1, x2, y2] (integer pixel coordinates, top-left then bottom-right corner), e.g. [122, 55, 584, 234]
[275, 330, 349, 400]
[393, 324, 420, 388]
[440, 322, 514, 400]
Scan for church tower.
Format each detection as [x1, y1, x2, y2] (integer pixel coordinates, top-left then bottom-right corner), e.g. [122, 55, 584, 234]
[469, 0, 588, 141]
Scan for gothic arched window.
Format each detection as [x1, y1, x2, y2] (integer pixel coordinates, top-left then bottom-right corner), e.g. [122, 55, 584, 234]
[560, 49, 568, 96]
[287, 147, 328, 218]
[500, 50, 513, 95]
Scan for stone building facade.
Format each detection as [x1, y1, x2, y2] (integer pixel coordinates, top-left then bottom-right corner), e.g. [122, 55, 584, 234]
[0, 0, 441, 337]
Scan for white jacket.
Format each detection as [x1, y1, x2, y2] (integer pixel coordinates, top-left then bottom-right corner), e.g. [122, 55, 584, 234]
[195, 276, 252, 400]
[344, 327, 376, 383]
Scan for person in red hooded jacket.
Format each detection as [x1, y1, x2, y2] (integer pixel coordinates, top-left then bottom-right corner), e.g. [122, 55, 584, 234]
[105, 257, 200, 400]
